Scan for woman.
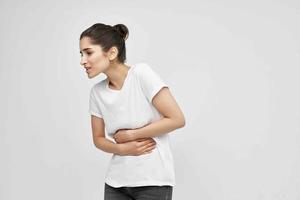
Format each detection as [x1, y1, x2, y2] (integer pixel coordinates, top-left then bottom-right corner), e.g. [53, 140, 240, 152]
[79, 23, 185, 200]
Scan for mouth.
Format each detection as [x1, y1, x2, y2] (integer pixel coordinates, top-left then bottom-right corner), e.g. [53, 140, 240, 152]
[85, 67, 92, 73]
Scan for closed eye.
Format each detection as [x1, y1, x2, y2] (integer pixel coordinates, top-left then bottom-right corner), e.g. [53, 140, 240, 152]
[80, 52, 92, 56]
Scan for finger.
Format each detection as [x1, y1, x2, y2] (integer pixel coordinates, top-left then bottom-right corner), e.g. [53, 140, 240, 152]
[141, 146, 154, 154]
[148, 143, 156, 150]
[136, 138, 155, 143]
[144, 146, 156, 153]
[142, 146, 156, 155]
[143, 140, 155, 146]
[136, 138, 148, 142]
[138, 140, 150, 146]
[142, 150, 152, 155]
[147, 138, 156, 143]
[140, 142, 156, 152]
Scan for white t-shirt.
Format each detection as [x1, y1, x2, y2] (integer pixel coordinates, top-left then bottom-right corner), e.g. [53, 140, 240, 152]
[89, 62, 175, 187]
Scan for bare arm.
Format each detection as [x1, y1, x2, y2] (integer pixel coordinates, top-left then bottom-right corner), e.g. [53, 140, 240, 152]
[113, 87, 185, 143]
[133, 87, 185, 140]
[90, 115, 121, 154]
[91, 115, 156, 156]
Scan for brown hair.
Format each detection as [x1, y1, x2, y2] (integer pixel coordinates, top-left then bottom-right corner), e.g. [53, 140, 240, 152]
[80, 23, 129, 63]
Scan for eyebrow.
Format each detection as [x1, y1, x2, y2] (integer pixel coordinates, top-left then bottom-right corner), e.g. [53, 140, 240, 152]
[79, 48, 92, 53]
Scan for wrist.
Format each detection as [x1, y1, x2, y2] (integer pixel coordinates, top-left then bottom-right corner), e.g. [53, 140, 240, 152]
[130, 129, 138, 141]
[116, 143, 125, 156]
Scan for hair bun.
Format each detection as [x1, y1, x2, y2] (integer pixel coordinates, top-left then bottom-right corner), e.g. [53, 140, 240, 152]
[113, 24, 129, 41]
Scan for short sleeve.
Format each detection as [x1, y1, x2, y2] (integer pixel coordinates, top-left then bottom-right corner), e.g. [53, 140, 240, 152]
[138, 64, 169, 103]
[89, 87, 103, 118]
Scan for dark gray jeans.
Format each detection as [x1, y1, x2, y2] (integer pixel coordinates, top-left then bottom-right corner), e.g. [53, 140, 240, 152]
[104, 182, 173, 200]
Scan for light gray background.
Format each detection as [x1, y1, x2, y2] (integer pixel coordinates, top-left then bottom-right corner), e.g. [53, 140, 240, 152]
[1, 0, 299, 199]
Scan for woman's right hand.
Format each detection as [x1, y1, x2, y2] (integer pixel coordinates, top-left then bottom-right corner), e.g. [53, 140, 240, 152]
[118, 138, 157, 156]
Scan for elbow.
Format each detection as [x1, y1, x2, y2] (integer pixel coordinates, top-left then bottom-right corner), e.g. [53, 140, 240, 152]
[93, 136, 104, 149]
[174, 116, 185, 128]
[178, 118, 185, 128]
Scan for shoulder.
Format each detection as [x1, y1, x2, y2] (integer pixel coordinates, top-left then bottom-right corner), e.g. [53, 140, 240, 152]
[132, 62, 154, 76]
[90, 79, 107, 94]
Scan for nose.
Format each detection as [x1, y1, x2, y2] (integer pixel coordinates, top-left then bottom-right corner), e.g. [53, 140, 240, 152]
[80, 57, 87, 66]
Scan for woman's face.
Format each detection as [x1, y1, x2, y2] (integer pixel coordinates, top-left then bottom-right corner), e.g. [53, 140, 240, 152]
[79, 37, 110, 78]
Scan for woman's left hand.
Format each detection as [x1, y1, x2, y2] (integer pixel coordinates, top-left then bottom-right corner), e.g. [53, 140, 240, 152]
[113, 129, 135, 143]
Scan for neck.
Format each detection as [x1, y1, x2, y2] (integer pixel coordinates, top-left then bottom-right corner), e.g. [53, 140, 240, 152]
[103, 62, 131, 89]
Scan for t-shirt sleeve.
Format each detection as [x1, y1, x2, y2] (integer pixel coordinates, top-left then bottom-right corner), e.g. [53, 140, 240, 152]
[89, 87, 103, 118]
[138, 64, 169, 103]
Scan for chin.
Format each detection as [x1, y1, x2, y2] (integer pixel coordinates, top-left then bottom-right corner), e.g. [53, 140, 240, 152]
[88, 72, 99, 79]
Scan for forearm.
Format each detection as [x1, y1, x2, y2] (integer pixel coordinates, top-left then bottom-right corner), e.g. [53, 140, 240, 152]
[94, 137, 121, 155]
[133, 117, 184, 140]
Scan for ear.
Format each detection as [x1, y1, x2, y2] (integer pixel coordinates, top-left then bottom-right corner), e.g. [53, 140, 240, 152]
[108, 46, 119, 61]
